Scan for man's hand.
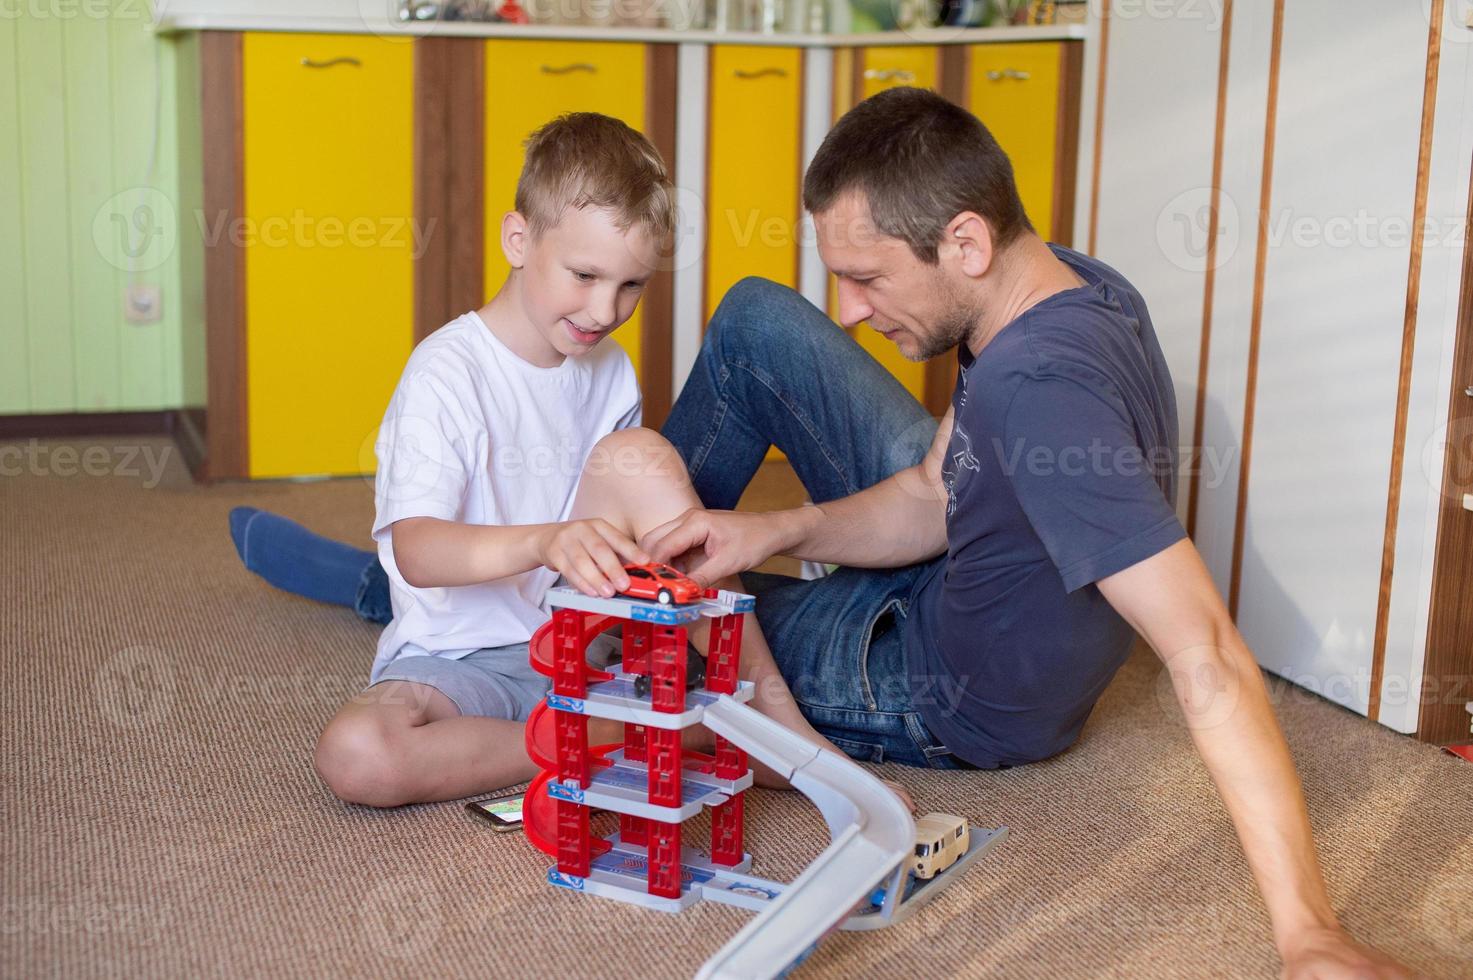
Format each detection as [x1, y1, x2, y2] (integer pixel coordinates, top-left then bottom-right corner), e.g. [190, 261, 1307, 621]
[640, 508, 804, 586]
[1279, 925, 1414, 980]
[536, 518, 649, 598]
[880, 778, 916, 814]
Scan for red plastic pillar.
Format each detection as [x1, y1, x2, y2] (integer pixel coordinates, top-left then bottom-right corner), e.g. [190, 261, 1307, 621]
[552, 608, 588, 697]
[646, 625, 687, 898]
[549, 608, 592, 877]
[705, 608, 744, 695]
[713, 735, 747, 780]
[648, 626, 688, 712]
[621, 620, 652, 675]
[710, 793, 744, 867]
[554, 711, 590, 787]
[624, 722, 647, 763]
[647, 819, 682, 899]
[712, 733, 746, 868]
[620, 813, 648, 847]
[646, 727, 681, 807]
[555, 798, 591, 877]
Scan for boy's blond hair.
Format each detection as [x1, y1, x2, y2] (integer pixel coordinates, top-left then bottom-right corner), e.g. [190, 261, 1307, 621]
[515, 112, 676, 243]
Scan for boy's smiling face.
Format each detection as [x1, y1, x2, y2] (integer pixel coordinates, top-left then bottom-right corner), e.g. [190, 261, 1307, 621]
[505, 204, 662, 365]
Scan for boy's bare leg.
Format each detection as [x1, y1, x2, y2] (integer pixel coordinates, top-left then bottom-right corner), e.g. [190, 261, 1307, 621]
[570, 427, 838, 779]
[314, 681, 620, 807]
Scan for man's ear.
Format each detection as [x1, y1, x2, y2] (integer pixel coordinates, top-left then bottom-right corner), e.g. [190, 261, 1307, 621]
[943, 212, 995, 279]
[501, 211, 529, 269]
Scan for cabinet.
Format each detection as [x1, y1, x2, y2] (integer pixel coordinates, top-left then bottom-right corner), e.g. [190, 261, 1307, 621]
[483, 39, 650, 383]
[199, 33, 1083, 481]
[241, 33, 414, 479]
[966, 42, 1065, 242]
[704, 45, 804, 323]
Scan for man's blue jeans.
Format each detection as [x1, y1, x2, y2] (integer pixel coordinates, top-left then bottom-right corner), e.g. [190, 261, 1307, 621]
[662, 277, 969, 769]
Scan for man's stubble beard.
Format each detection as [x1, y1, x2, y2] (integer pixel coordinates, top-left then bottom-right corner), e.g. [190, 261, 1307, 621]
[910, 283, 984, 362]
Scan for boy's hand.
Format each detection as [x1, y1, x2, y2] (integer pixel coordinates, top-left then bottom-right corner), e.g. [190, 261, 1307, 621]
[538, 519, 650, 599]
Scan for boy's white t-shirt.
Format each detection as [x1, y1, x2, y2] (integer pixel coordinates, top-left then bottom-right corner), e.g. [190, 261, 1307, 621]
[369, 311, 641, 682]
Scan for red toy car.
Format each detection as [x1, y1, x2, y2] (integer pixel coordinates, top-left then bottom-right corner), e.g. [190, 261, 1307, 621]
[619, 562, 703, 606]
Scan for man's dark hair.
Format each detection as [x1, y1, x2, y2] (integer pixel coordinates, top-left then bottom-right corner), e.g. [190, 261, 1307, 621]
[803, 86, 1033, 263]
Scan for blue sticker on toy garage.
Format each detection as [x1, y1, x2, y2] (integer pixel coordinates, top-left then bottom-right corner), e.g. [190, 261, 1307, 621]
[628, 606, 686, 625]
[547, 870, 585, 891]
[545, 693, 585, 713]
[723, 881, 780, 900]
[547, 782, 586, 804]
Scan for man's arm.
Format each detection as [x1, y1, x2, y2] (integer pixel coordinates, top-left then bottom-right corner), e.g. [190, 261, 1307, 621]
[1097, 538, 1411, 979]
[642, 406, 955, 583]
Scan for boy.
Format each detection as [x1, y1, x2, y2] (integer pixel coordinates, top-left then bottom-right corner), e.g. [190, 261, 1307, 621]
[308, 113, 842, 808]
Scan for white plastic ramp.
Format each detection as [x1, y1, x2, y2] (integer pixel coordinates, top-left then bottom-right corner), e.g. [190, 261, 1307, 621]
[697, 697, 914, 980]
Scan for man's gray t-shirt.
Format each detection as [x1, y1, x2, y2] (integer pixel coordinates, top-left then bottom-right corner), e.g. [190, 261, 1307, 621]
[904, 244, 1185, 768]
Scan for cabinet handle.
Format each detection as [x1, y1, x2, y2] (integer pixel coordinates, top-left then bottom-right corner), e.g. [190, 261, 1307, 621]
[300, 57, 362, 69]
[1464, 385, 1473, 397]
[863, 68, 916, 82]
[986, 68, 1032, 81]
[734, 67, 788, 80]
[542, 63, 597, 75]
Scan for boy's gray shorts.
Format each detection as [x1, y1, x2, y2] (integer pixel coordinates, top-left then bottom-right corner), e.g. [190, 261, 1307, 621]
[369, 643, 548, 721]
[367, 633, 621, 721]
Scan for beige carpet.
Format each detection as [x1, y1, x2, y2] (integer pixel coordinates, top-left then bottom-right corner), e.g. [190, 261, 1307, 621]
[3, 436, 1471, 979]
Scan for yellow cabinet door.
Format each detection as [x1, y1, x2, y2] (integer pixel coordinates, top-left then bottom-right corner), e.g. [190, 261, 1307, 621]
[845, 45, 941, 404]
[967, 42, 1062, 243]
[243, 33, 415, 479]
[706, 46, 803, 462]
[859, 45, 938, 97]
[705, 45, 803, 323]
[483, 40, 647, 381]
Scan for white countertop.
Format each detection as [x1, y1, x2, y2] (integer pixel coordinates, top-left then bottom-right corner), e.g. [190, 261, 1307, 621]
[152, 8, 1086, 47]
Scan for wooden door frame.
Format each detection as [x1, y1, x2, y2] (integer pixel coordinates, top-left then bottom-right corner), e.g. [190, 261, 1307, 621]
[642, 43, 678, 430]
[414, 37, 486, 345]
[200, 30, 248, 481]
[1417, 149, 1473, 745]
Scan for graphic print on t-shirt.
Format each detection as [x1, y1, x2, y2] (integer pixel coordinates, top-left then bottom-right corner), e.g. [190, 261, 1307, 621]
[943, 377, 980, 518]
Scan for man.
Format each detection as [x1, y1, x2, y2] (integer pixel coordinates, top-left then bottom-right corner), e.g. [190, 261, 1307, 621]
[642, 87, 1409, 978]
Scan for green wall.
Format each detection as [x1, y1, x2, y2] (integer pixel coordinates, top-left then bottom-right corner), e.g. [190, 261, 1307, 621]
[0, 4, 204, 415]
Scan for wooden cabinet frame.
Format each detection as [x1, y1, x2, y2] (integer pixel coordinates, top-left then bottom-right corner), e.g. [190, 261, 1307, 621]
[1418, 150, 1473, 745]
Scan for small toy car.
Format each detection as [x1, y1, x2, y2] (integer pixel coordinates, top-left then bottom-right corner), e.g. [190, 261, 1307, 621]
[619, 562, 703, 606]
[913, 813, 969, 880]
[633, 646, 707, 699]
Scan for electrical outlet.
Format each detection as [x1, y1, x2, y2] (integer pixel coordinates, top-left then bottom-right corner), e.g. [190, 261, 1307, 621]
[125, 284, 162, 324]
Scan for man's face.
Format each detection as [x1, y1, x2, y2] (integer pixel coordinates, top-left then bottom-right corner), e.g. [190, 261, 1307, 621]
[814, 192, 978, 362]
[516, 205, 661, 360]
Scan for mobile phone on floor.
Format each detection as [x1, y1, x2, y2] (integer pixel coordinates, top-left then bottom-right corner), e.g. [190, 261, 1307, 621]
[466, 789, 526, 833]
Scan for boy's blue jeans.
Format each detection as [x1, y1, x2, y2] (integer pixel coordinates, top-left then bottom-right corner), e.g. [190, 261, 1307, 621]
[350, 276, 969, 768]
[659, 277, 970, 769]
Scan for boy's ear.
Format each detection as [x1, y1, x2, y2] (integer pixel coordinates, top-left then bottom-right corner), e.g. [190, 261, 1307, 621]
[501, 211, 529, 269]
